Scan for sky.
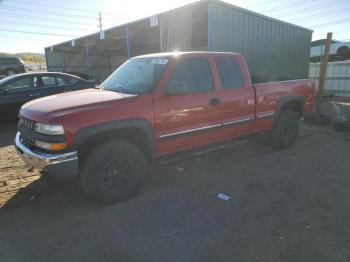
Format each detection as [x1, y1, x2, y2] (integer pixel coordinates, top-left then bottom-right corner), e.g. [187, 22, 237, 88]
[0, 0, 349, 53]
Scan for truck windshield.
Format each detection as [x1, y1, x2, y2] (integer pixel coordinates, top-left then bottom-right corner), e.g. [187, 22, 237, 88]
[100, 58, 169, 94]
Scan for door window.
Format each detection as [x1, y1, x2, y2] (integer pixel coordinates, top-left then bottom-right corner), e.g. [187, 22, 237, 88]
[65, 76, 78, 85]
[56, 77, 67, 87]
[41, 76, 57, 88]
[215, 57, 245, 89]
[165, 57, 214, 94]
[5, 77, 36, 92]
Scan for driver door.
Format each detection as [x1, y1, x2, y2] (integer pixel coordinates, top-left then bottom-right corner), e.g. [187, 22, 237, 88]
[153, 56, 223, 156]
[0, 76, 37, 118]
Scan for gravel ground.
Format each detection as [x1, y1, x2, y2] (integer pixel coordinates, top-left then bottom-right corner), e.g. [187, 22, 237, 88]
[0, 121, 41, 207]
[0, 121, 349, 262]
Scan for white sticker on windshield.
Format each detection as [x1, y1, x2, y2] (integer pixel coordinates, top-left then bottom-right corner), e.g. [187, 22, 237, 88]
[151, 59, 168, 65]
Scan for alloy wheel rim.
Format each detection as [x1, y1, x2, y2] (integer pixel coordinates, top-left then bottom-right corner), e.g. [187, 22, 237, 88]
[101, 158, 134, 191]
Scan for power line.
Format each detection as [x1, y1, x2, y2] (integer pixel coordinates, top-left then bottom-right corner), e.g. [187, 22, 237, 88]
[248, 1, 350, 31]
[313, 29, 350, 38]
[0, 20, 93, 32]
[290, 8, 350, 23]
[0, 11, 97, 26]
[246, 0, 283, 9]
[269, 0, 347, 18]
[5, 0, 117, 16]
[239, 0, 350, 29]
[331, 29, 350, 34]
[0, 29, 79, 37]
[256, 0, 320, 13]
[246, 0, 350, 29]
[310, 18, 350, 28]
[0, 34, 46, 42]
[1, 5, 98, 20]
[1, 6, 112, 27]
[1, 0, 348, 41]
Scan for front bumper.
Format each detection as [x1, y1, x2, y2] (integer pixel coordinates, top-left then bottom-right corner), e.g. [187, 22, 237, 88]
[15, 132, 78, 177]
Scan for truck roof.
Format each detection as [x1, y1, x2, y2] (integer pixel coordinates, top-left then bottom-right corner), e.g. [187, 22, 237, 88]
[134, 51, 240, 59]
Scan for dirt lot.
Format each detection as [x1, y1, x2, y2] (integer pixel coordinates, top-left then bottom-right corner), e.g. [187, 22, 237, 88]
[0, 121, 349, 262]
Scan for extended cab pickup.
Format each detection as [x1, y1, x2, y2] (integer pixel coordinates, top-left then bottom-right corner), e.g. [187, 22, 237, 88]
[15, 52, 315, 204]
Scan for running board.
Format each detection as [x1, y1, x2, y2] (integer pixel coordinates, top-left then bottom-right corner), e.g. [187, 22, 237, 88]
[156, 138, 248, 165]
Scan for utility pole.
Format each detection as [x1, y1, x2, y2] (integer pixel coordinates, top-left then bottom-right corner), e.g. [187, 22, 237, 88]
[315, 32, 332, 118]
[98, 11, 103, 32]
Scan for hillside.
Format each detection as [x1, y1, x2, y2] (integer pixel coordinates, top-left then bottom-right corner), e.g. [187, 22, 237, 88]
[0, 52, 45, 63]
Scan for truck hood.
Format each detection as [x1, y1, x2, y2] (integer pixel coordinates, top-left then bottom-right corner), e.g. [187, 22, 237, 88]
[20, 88, 137, 122]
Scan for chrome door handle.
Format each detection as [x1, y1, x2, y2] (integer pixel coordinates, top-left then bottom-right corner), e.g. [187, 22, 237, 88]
[29, 93, 40, 97]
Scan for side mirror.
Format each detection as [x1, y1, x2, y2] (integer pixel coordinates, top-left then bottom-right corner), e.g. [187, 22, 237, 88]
[164, 82, 187, 96]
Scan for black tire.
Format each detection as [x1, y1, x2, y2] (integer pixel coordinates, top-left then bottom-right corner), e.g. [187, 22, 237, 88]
[80, 140, 146, 204]
[271, 110, 300, 149]
[337, 46, 350, 57]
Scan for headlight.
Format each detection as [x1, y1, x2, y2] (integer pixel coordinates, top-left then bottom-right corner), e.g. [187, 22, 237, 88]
[34, 123, 65, 135]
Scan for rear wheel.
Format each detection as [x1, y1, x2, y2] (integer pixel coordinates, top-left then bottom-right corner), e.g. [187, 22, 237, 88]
[271, 110, 300, 149]
[80, 140, 146, 204]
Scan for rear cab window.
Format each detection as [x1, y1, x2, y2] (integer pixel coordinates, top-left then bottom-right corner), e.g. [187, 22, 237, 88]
[215, 57, 245, 89]
[165, 57, 214, 94]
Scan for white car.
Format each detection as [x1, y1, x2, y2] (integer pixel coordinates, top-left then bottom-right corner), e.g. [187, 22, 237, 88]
[310, 39, 350, 58]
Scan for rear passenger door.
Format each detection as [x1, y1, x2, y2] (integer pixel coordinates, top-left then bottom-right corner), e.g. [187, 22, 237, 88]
[40, 75, 61, 96]
[213, 56, 255, 139]
[36, 75, 67, 97]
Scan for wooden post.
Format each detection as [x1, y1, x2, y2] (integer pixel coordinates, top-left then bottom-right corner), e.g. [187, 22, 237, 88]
[315, 32, 332, 117]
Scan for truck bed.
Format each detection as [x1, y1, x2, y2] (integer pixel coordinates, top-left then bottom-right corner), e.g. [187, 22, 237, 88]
[252, 79, 315, 132]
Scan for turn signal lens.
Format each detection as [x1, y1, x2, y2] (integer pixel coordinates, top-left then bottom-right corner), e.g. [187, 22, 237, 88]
[35, 140, 67, 151]
[50, 143, 67, 151]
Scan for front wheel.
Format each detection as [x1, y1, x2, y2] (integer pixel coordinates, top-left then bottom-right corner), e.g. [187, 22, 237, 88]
[80, 140, 146, 204]
[271, 110, 300, 149]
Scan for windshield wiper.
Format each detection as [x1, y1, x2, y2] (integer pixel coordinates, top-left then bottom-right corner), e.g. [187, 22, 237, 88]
[110, 85, 138, 94]
[109, 85, 128, 93]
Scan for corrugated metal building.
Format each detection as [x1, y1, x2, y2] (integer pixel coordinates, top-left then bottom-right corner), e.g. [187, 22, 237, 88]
[309, 61, 350, 96]
[45, 0, 312, 82]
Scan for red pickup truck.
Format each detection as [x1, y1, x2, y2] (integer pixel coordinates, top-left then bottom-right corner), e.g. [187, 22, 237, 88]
[15, 52, 314, 204]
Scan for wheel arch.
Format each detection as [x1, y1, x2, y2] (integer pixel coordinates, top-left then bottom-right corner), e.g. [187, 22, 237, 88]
[73, 118, 156, 160]
[273, 96, 304, 126]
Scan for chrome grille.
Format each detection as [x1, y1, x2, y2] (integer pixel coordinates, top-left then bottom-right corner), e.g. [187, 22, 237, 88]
[19, 118, 35, 130]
